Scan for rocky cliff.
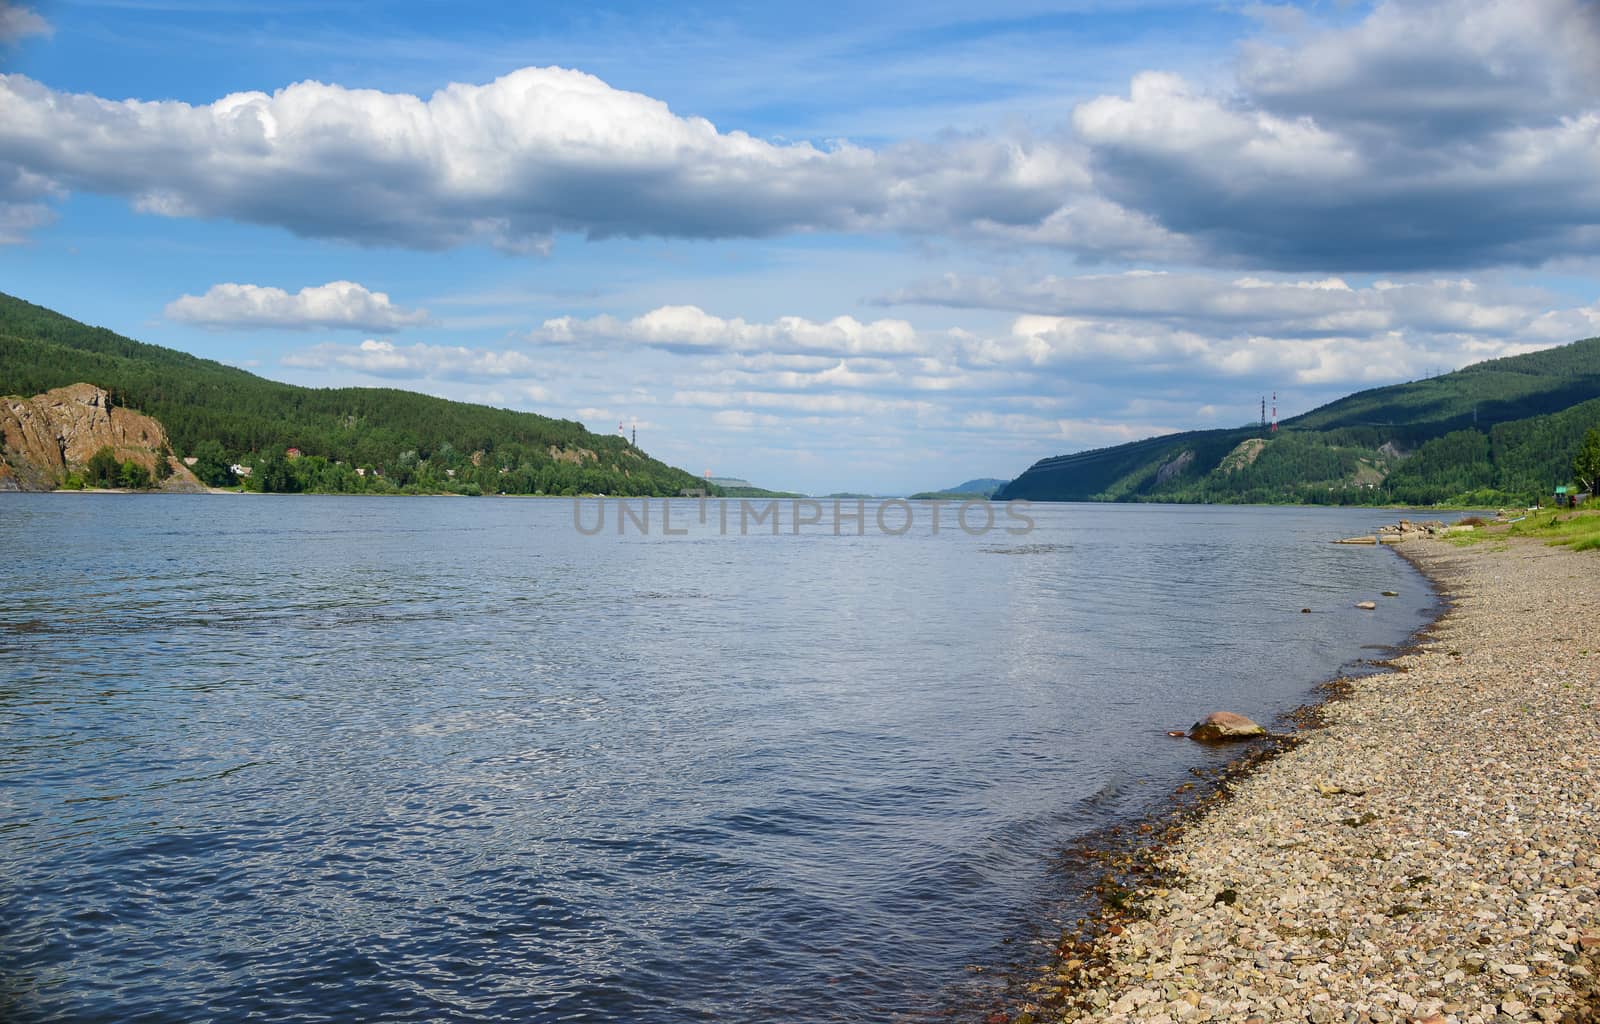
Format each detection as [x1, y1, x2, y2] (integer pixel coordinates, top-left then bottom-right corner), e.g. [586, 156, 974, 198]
[0, 383, 205, 492]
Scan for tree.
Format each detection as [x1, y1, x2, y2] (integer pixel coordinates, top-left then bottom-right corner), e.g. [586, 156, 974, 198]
[1574, 427, 1600, 498]
[85, 446, 120, 488]
[253, 450, 299, 493]
[189, 439, 233, 487]
[118, 460, 150, 489]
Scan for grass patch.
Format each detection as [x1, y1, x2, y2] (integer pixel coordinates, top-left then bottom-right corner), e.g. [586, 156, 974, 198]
[1454, 507, 1600, 550]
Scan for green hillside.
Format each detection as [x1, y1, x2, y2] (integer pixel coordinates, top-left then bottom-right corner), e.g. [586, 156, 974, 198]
[998, 337, 1600, 505]
[0, 292, 711, 497]
[907, 477, 1009, 500]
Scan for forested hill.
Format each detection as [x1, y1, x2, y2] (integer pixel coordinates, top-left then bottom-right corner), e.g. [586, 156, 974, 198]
[0, 292, 711, 496]
[997, 337, 1600, 506]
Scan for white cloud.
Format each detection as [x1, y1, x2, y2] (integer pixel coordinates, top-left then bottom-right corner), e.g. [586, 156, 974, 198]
[0, 4, 49, 43]
[1237, 0, 1600, 139]
[891, 271, 1545, 337]
[5, 1, 1594, 270]
[891, 268, 1600, 389]
[711, 409, 784, 430]
[0, 66, 1085, 252]
[1071, 0, 1600, 269]
[670, 388, 937, 418]
[0, 163, 60, 245]
[957, 411, 1178, 447]
[283, 338, 546, 379]
[0, 197, 53, 243]
[962, 310, 1559, 389]
[165, 281, 429, 331]
[533, 305, 926, 357]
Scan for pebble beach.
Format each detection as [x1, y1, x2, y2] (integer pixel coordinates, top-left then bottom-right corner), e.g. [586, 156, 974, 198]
[1024, 535, 1600, 1024]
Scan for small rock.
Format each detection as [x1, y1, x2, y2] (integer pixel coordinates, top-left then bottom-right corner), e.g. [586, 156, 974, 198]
[1382, 590, 1399, 597]
[1356, 601, 1377, 610]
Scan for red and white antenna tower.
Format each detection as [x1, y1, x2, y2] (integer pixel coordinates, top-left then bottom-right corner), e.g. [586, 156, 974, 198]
[1270, 392, 1279, 433]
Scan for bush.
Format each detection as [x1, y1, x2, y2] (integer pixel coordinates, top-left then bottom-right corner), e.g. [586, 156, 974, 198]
[85, 446, 120, 488]
[118, 460, 150, 489]
[188, 439, 234, 486]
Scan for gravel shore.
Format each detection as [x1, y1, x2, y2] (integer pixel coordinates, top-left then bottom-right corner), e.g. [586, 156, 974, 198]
[1026, 537, 1600, 1024]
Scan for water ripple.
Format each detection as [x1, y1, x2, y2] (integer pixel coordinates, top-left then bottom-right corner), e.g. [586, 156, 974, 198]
[0, 496, 1432, 1023]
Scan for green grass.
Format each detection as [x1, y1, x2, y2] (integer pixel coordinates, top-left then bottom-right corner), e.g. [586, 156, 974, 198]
[1501, 507, 1600, 548]
[1440, 505, 1600, 550]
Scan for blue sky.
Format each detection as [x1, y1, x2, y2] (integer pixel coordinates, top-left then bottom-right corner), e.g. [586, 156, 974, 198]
[2, 0, 1599, 493]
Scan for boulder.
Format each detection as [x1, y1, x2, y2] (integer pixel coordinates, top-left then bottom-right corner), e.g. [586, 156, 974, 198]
[1189, 711, 1267, 742]
[1356, 600, 1377, 609]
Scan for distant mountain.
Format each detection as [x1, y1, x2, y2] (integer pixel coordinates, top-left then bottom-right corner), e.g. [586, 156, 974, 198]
[908, 477, 1008, 499]
[706, 476, 807, 498]
[997, 337, 1600, 506]
[0, 292, 710, 497]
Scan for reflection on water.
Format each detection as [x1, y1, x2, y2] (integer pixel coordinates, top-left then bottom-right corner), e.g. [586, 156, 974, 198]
[0, 495, 1431, 1023]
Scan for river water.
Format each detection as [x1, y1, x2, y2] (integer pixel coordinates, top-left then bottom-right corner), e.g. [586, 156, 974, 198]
[0, 495, 1433, 1023]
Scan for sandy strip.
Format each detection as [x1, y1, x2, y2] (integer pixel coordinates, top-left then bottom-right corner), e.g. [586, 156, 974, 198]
[1024, 537, 1600, 1024]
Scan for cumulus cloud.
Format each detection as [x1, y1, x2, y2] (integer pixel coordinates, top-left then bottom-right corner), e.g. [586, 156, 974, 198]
[1237, 0, 1600, 141]
[670, 388, 938, 417]
[283, 338, 545, 379]
[166, 281, 429, 331]
[0, 199, 51, 243]
[0, 163, 60, 244]
[522, 278, 1600, 413]
[532, 305, 926, 357]
[982, 317, 1372, 385]
[4, 1, 1595, 270]
[0, 4, 49, 43]
[890, 271, 1544, 337]
[1074, 0, 1600, 269]
[938, 270, 1583, 388]
[0, 66, 1085, 252]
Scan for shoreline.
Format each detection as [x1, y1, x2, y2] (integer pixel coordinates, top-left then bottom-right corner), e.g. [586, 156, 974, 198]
[1008, 535, 1599, 1024]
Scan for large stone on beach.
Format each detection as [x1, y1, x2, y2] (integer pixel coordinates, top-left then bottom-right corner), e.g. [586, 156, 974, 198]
[1189, 711, 1267, 742]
